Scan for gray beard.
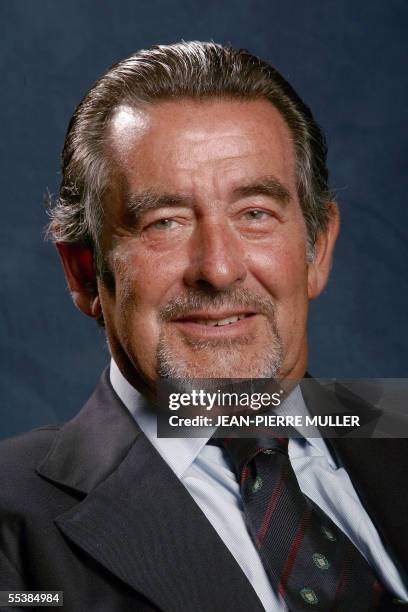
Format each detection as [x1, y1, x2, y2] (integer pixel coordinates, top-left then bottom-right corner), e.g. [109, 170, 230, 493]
[156, 325, 284, 381]
[155, 287, 284, 381]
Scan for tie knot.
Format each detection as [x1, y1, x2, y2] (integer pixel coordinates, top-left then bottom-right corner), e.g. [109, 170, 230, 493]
[213, 434, 289, 480]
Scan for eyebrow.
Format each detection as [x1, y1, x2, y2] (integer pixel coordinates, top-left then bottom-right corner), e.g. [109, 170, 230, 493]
[124, 174, 291, 219]
[124, 191, 193, 218]
[232, 175, 291, 205]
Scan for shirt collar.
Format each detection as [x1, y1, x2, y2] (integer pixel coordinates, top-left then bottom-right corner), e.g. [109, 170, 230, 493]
[275, 386, 337, 468]
[110, 358, 337, 475]
[110, 359, 212, 477]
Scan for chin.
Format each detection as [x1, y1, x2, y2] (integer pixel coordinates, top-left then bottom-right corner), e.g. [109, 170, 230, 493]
[156, 337, 283, 380]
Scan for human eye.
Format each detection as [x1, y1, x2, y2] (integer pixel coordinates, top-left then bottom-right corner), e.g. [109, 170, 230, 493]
[140, 213, 193, 244]
[235, 206, 279, 238]
[147, 217, 179, 231]
[242, 209, 273, 221]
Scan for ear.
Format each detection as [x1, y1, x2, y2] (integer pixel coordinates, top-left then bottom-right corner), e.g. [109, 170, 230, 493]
[307, 202, 340, 299]
[56, 243, 102, 319]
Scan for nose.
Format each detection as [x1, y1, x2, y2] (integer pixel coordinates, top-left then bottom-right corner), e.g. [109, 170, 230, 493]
[183, 218, 247, 291]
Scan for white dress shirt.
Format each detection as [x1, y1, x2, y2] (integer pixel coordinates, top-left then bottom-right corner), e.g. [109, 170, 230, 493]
[110, 359, 407, 611]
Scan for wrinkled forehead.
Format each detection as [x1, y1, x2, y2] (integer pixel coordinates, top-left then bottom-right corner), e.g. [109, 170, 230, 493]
[104, 98, 298, 216]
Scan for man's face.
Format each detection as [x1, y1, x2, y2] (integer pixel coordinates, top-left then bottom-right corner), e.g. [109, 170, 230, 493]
[98, 99, 321, 386]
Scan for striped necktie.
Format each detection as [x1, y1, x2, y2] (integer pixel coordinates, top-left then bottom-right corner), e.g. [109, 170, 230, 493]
[219, 435, 396, 611]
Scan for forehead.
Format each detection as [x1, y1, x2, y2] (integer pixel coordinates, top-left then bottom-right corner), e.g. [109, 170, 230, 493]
[107, 98, 297, 199]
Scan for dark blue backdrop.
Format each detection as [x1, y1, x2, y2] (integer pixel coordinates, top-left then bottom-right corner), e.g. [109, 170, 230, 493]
[1, 0, 407, 439]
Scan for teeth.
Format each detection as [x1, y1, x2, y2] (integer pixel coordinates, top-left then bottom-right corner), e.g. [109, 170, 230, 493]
[196, 314, 247, 326]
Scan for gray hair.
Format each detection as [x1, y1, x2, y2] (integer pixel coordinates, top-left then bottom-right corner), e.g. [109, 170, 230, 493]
[47, 41, 333, 274]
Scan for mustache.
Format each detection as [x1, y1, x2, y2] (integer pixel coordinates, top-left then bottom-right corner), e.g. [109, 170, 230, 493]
[159, 288, 276, 321]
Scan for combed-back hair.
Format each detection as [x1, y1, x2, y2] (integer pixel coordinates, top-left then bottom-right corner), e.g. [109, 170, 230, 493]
[47, 41, 333, 273]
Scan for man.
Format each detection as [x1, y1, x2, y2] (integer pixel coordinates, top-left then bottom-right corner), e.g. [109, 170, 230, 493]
[0, 42, 407, 611]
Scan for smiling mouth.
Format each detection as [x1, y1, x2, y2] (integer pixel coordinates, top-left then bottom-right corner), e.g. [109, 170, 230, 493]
[172, 312, 256, 328]
[193, 314, 251, 326]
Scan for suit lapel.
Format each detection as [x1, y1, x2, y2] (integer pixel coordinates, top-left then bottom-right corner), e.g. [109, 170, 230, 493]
[302, 376, 408, 572]
[37, 371, 264, 612]
[330, 436, 408, 573]
[36, 370, 141, 494]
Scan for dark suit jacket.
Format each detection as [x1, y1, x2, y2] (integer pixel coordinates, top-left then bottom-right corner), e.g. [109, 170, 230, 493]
[0, 370, 407, 611]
